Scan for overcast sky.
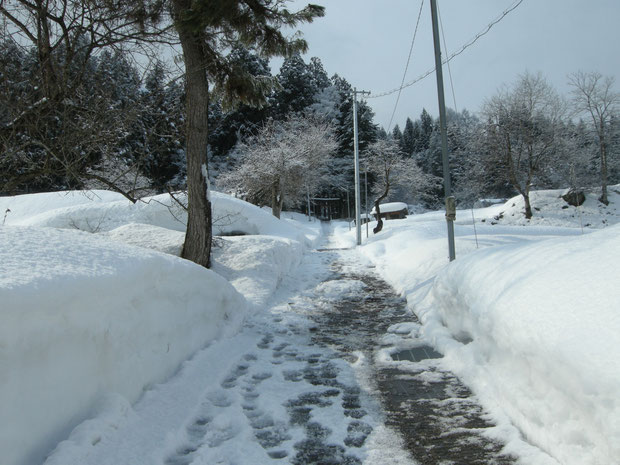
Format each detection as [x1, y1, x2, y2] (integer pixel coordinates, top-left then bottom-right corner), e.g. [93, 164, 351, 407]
[274, 0, 620, 132]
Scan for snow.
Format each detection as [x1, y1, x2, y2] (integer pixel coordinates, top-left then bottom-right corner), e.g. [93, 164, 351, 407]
[2, 184, 620, 465]
[0, 189, 316, 465]
[0, 190, 314, 246]
[336, 184, 620, 464]
[370, 201, 408, 215]
[0, 226, 246, 465]
[429, 225, 620, 464]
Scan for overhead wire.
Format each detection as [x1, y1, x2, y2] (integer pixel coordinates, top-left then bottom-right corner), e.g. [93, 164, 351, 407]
[438, 2, 458, 113]
[386, 0, 425, 133]
[438, 2, 481, 249]
[368, 0, 524, 100]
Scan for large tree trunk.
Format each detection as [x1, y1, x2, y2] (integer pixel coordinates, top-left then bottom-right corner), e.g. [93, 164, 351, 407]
[372, 200, 383, 234]
[522, 193, 533, 219]
[172, 0, 212, 268]
[372, 180, 390, 234]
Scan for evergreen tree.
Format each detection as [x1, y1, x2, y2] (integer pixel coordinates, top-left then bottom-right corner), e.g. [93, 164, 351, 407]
[168, 0, 325, 268]
[420, 108, 433, 150]
[0, 38, 149, 198]
[208, 46, 272, 158]
[308, 57, 331, 92]
[137, 60, 186, 192]
[401, 117, 415, 156]
[391, 124, 403, 145]
[271, 53, 317, 118]
[377, 127, 388, 140]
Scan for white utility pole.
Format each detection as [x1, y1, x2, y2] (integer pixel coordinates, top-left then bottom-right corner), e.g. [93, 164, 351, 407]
[352, 87, 370, 246]
[430, 0, 456, 261]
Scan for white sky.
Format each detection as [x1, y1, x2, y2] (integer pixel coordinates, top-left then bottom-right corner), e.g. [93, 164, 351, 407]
[274, 0, 620, 132]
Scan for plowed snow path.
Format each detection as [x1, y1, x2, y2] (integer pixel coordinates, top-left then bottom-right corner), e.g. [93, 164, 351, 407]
[46, 237, 515, 465]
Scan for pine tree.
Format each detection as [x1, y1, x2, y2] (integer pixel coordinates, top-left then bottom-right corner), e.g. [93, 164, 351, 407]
[420, 108, 434, 150]
[208, 46, 272, 158]
[168, 0, 325, 268]
[391, 124, 403, 145]
[138, 60, 186, 192]
[272, 53, 318, 118]
[309, 57, 331, 91]
[401, 117, 415, 156]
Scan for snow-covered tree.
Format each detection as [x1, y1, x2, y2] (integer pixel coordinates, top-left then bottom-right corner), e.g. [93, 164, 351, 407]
[568, 71, 620, 204]
[271, 53, 319, 119]
[481, 72, 566, 219]
[220, 116, 336, 218]
[419, 108, 434, 151]
[391, 125, 403, 145]
[401, 117, 416, 156]
[363, 138, 431, 233]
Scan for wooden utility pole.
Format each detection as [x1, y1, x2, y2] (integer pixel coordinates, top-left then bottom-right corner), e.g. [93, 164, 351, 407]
[352, 88, 371, 246]
[430, 0, 456, 261]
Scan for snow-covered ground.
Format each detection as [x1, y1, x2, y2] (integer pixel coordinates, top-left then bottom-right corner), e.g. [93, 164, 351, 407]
[2, 184, 619, 464]
[0, 190, 319, 465]
[334, 185, 620, 465]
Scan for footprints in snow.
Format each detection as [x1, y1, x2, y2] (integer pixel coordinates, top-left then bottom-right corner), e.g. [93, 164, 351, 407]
[166, 326, 372, 464]
[164, 392, 238, 464]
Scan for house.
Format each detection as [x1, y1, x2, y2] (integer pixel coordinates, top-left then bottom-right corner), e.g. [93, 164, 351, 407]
[370, 201, 408, 220]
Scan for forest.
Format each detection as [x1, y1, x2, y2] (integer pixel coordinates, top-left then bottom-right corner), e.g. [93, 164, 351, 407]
[2, 2, 619, 220]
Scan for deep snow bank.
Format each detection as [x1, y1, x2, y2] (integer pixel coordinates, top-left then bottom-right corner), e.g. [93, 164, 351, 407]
[0, 226, 246, 465]
[428, 224, 620, 465]
[211, 235, 304, 310]
[1, 190, 315, 247]
[337, 186, 619, 464]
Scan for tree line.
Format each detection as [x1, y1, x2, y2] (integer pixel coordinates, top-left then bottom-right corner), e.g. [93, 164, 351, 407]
[387, 71, 620, 216]
[1, 0, 327, 268]
[1, 0, 619, 268]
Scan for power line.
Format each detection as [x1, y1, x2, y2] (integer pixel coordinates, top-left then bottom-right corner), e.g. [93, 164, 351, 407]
[438, 3, 458, 113]
[386, 0, 425, 133]
[368, 0, 524, 100]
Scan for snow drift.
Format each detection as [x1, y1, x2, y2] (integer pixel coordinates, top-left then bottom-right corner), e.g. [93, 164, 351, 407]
[0, 190, 314, 246]
[0, 226, 246, 465]
[428, 224, 620, 464]
[336, 186, 620, 464]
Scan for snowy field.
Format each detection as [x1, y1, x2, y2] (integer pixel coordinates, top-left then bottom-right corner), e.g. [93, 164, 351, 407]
[1, 185, 619, 464]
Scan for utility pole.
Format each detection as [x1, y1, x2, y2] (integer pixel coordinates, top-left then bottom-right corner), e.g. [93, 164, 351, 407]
[306, 186, 311, 222]
[352, 87, 370, 246]
[365, 169, 369, 238]
[347, 188, 351, 231]
[430, 0, 456, 261]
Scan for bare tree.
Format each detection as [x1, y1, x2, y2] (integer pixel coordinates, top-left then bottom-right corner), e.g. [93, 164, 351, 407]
[220, 115, 336, 218]
[0, 0, 164, 103]
[364, 137, 429, 233]
[0, 0, 166, 200]
[568, 71, 619, 205]
[481, 72, 566, 219]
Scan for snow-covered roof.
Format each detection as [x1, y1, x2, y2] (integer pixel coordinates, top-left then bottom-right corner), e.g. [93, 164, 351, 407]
[370, 202, 408, 214]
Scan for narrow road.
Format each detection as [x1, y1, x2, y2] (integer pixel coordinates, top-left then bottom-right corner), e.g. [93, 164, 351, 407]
[48, 233, 519, 464]
[310, 246, 517, 464]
